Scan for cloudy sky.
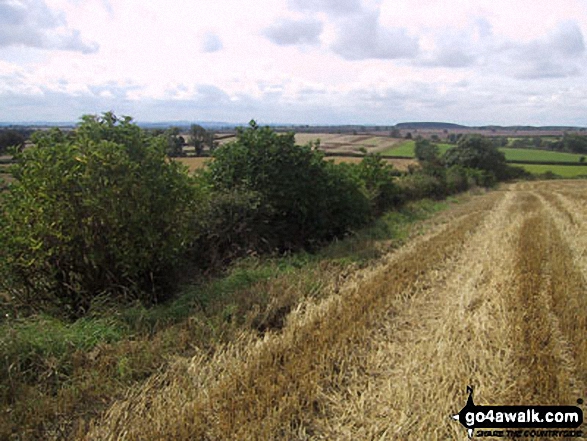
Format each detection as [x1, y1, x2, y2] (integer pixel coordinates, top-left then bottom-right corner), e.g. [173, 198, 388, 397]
[1, 0, 587, 125]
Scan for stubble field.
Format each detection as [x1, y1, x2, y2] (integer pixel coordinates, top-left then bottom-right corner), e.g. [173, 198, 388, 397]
[86, 180, 587, 440]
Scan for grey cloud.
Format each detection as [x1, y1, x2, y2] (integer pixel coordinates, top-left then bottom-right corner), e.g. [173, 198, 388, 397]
[475, 18, 493, 39]
[417, 23, 490, 68]
[202, 33, 223, 53]
[288, 0, 361, 16]
[331, 12, 419, 60]
[515, 21, 584, 61]
[3, 78, 587, 127]
[543, 21, 584, 57]
[87, 82, 142, 100]
[513, 61, 581, 80]
[0, 0, 98, 53]
[263, 18, 323, 46]
[421, 45, 477, 68]
[506, 21, 585, 79]
[418, 19, 585, 79]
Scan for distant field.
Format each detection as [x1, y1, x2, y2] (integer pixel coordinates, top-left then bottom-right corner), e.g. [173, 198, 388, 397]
[176, 155, 418, 172]
[330, 156, 417, 171]
[514, 164, 587, 178]
[294, 133, 402, 154]
[382, 141, 586, 164]
[501, 148, 585, 163]
[176, 157, 210, 172]
[382, 141, 453, 157]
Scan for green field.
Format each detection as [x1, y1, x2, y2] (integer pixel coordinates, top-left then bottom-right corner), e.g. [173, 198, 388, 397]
[513, 164, 587, 178]
[500, 148, 585, 162]
[382, 141, 452, 157]
[383, 141, 586, 163]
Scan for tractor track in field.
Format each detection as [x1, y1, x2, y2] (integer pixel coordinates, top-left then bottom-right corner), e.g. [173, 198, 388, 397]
[85, 181, 587, 441]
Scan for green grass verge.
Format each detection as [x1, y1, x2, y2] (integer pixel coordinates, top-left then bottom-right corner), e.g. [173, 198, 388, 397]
[512, 164, 587, 178]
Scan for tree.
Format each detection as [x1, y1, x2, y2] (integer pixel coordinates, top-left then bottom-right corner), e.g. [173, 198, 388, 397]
[563, 134, 587, 154]
[190, 124, 208, 156]
[165, 126, 185, 157]
[443, 135, 508, 181]
[205, 130, 218, 153]
[0, 130, 26, 154]
[0, 112, 201, 317]
[414, 139, 440, 163]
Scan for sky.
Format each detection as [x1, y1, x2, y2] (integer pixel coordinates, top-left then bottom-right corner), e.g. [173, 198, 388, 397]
[1, 0, 587, 126]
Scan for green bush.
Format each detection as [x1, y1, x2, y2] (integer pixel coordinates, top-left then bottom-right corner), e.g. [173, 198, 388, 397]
[465, 168, 497, 188]
[443, 135, 508, 181]
[195, 189, 271, 267]
[396, 172, 447, 201]
[206, 121, 370, 251]
[0, 113, 202, 317]
[445, 165, 470, 193]
[353, 153, 401, 216]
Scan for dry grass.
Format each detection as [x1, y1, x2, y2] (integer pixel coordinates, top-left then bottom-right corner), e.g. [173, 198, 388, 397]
[85, 180, 587, 440]
[85, 193, 501, 440]
[329, 157, 417, 171]
[175, 156, 211, 172]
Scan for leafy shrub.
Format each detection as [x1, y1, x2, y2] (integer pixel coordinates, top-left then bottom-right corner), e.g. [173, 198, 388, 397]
[504, 164, 533, 181]
[195, 189, 272, 267]
[0, 113, 202, 317]
[443, 135, 508, 180]
[396, 172, 447, 201]
[206, 121, 369, 251]
[465, 168, 497, 188]
[353, 153, 401, 216]
[445, 165, 470, 193]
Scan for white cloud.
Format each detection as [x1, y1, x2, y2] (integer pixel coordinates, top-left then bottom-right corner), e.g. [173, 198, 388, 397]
[2, 0, 587, 126]
[495, 21, 585, 79]
[0, 0, 98, 53]
[330, 11, 419, 60]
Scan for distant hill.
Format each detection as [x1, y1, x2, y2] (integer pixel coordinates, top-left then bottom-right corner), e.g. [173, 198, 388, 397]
[394, 122, 586, 131]
[394, 122, 467, 130]
[137, 121, 240, 130]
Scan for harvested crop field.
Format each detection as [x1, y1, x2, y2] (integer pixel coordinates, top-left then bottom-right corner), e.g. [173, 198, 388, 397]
[176, 156, 210, 171]
[330, 156, 417, 171]
[294, 133, 403, 154]
[86, 180, 587, 440]
[176, 156, 418, 172]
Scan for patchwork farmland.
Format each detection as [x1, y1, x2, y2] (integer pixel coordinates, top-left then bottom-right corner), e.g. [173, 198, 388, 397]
[87, 180, 587, 440]
[193, 134, 587, 177]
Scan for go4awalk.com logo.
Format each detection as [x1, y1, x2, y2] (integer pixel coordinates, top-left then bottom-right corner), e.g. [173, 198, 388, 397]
[452, 386, 584, 438]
